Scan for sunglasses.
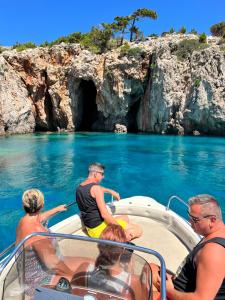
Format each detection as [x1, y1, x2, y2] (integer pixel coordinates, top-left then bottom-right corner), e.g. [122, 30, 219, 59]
[187, 211, 216, 223]
[96, 171, 104, 176]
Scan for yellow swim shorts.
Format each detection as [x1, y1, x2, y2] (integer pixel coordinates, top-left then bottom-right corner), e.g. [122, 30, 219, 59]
[86, 219, 127, 239]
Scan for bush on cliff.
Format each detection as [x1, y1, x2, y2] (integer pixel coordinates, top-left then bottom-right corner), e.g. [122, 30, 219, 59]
[190, 28, 198, 35]
[149, 33, 158, 38]
[12, 42, 36, 52]
[210, 22, 225, 37]
[40, 27, 112, 54]
[174, 39, 209, 60]
[179, 26, 187, 34]
[40, 32, 82, 47]
[119, 42, 144, 58]
[199, 33, 207, 43]
[79, 25, 113, 54]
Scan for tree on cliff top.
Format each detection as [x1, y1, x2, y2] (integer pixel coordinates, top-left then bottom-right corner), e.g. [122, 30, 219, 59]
[210, 22, 225, 37]
[129, 8, 157, 42]
[113, 16, 131, 46]
[80, 23, 113, 53]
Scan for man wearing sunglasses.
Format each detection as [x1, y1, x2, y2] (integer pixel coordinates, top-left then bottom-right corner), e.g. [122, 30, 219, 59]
[156, 194, 225, 300]
[76, 162, 142, 241]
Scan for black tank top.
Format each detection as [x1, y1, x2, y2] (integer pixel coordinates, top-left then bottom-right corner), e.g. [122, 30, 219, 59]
[173, 237, 225, 299]
[76, 183, 104, 228]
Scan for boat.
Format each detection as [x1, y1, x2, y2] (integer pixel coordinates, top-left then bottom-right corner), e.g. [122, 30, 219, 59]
[0, 195, 200, 300]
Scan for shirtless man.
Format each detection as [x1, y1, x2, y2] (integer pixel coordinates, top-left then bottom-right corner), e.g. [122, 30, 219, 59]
[153, 194, 225, 300]
[76, 162, 142, 241]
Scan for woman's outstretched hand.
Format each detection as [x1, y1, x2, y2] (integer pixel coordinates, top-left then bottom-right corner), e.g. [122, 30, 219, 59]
[57, 205, 67, 212]
[111, 191, 120, 201]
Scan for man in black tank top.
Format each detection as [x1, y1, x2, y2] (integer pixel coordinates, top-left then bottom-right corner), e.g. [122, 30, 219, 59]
[154, 194, 225, 300]
[76, 162, 142, 241]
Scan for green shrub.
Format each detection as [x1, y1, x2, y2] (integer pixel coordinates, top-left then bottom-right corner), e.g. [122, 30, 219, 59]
[199, 33, 207, 43]
[119, 43, 144, 58]
[179, 26, 186, 34]
[41, 32, 83, 47]
[194, 78, 201, 87]
[190, 28, 198, 35]
[174, 39, 209, 60]
[127, 47, 144, 57]
[40, 41, 50, 47]
[66, 32, 82, 43]
[149, 33, 158, 38]
[161, 32, 169, 37]
[150, 62, 157, 69]
[169, 28, 175, 34]
[12, 42, 36, 52]
[79, 26, 113, 54]
[210, 22, 225, 37]
[119, 42, 130, 55]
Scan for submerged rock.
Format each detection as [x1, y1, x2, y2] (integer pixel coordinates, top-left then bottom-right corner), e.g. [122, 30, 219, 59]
[0, 35, 224, 136]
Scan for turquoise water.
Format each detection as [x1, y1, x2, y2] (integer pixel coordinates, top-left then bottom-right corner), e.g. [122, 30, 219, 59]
[0, 132, 225, 252]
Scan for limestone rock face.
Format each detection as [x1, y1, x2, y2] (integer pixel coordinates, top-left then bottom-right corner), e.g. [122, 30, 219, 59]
[0, 35, 225, 136]
[0, 56, 35, 134]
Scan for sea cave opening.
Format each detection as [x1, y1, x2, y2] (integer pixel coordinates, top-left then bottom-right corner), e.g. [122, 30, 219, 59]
[127, 98, 141, 132]
[77, 80, 98, 131]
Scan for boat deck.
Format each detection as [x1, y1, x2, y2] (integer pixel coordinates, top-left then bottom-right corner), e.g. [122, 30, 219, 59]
[59, 215, 188, 273]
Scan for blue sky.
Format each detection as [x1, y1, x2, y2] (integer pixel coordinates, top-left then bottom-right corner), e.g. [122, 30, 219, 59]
[1, 0, 224, 46]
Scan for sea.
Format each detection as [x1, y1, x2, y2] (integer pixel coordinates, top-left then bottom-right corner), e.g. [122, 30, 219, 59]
[0, 132, 225, 252]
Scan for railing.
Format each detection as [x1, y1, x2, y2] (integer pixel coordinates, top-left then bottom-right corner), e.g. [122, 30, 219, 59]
[0, 231, 167, 300]
[0, 242, 15, 263]
[166, 195, 188, 211]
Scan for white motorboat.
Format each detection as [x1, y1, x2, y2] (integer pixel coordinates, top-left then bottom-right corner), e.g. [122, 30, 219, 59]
[0, 196, 200, 300]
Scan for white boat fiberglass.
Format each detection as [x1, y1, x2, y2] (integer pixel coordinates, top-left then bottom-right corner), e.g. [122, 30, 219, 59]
[0, 196, 200, 300]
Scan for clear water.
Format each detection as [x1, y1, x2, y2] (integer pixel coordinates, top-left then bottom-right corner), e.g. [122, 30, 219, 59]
[0, 132, 225, 252]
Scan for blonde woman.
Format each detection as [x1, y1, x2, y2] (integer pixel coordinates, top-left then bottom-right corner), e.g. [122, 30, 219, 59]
[16, 189, 89, 295]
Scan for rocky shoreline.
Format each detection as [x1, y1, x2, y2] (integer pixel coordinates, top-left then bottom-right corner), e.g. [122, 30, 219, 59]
[0, 34, 225, 136]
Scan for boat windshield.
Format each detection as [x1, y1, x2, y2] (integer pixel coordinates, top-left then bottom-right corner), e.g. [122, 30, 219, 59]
[1, 233, 156, 300]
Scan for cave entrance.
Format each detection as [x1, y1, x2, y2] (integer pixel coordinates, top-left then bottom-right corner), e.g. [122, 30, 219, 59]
[127, 98, 141, 132]
[77, 80, 98, 131]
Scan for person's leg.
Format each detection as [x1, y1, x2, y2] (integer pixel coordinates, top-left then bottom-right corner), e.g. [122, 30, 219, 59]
[50, 259, 92, 286]
[114, 217, 142, 241]
[63, 256, 93, 273]
[124, 222, 143, 241]
[150, 263, 160, 288]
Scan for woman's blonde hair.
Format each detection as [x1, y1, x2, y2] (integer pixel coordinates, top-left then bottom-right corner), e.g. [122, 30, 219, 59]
[22, 189, 44, 213]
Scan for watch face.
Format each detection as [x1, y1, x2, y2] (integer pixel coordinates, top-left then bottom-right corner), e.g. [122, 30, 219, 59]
[55, 277, 71, 293]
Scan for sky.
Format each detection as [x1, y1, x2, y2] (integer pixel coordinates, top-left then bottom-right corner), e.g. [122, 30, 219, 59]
[0, 0, 225, 46]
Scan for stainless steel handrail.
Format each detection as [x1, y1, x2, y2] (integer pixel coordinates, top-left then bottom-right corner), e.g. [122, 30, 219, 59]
[0, 231, 167, 300]
[166, 195, 188, 211]
[0, 242, 15, 260]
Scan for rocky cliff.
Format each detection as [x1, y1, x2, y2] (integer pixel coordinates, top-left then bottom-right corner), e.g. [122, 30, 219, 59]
[0, 34, 225, 135]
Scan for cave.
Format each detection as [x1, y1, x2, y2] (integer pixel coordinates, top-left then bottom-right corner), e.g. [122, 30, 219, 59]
[35, 70, 56, 132]
[127, 98, 141, 132]
[77, 80, 98, 131]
